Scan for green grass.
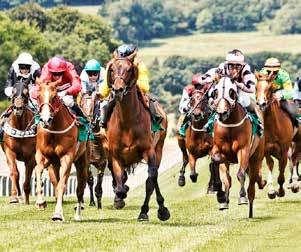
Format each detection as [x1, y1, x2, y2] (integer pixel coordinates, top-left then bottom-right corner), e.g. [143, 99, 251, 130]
[0, 158, 301, 251]
[139, 31, 301, 65]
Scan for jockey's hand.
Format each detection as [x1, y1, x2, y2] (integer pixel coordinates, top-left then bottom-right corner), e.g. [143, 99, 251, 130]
[273, 92, 282, 101]
[58, 90, 67, 98]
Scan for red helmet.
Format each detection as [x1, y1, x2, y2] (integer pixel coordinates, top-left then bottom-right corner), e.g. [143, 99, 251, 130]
[48, 56, 67, 73]
[191, 73, 202, 85]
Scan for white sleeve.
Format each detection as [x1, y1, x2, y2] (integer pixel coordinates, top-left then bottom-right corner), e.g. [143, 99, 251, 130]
[179, 90, 190, 113]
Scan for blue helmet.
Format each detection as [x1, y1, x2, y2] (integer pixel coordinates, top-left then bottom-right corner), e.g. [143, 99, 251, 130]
[117, 44, 137, 57]
[84, 59, 101, 71]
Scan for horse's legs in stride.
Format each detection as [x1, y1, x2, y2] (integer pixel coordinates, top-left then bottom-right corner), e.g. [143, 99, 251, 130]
[74, 154, 89, 221]
[189, 154, 198, 183]
[48, 164, 59, 198]
[278, 152, 288, 197]
[266, 155, 277, 199]
[23, 158, 35, 204]
[247, 160, 258, 218]
[112, 158, 127, 199]
[237, 148, 249, 205]
[87, 167, 95, 206]
[178, 136, 188, 187]
[288, 151, 300, 193]
[52, 153, 73, 222]
[5, 149, 19, 203]
[218, 163, 231, 210]
[95, 167, 104, 209]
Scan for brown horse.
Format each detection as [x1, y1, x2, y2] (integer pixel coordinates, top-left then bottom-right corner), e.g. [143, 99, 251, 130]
[1, 77, 36, 204]
[35, 80, 89, 222]
[211, 76, 266, 218]
[79, 91, 108, 208]
[106, 52, 170, 221]
[255, 72, 296, 199]
[177, 90, 216, 191]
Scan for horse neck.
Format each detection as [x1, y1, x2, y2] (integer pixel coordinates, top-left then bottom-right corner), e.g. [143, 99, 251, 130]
[114, 85, 142, 125]
[10, 108, 33, 130]
[51, 103, 74, 130]
[264, 102, 283, 129]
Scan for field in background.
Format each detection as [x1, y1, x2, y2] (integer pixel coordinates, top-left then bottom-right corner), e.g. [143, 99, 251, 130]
[139, 32, 301, 65]
[0, 158, 300, 251]
[70, 5, 101, 15]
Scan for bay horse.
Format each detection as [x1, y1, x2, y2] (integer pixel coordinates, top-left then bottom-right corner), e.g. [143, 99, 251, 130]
[79, 91, 108, 208]
[1, 77, 36, 204]
[177, 89, 218, 193]
[106, 52, 170, 221]
[255, 72, 296, 199]
[35, 79, 90, 222]
[211, 76, 266, 218]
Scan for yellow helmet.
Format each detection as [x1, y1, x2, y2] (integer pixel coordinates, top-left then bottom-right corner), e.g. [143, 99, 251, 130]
[264, 57, 281, 71]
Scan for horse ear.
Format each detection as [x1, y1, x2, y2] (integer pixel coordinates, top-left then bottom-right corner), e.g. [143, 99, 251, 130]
[127, 50, 137, 62]
[113, 50, 118, 59]
[267, 71, 274, 82]
[25, 75, 31, 86]
[254, 70, 260, 80]
[35, 77, 42, 86]
[51, 77, 62, 88]
[106, 61, 113, 88]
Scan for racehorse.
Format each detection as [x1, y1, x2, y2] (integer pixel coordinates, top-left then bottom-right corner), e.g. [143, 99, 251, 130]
[35, 79, 90, 222]
[106, 52, 170, 221]
[255, 72, 296, 199]
[1, 77, 36, 204]
[177, 90, 218, 193]
[79, 91, 108, 208]
[211, 76, 266, 218]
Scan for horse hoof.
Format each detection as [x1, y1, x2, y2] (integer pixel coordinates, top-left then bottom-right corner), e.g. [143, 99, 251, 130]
[35, 200, 47, 210]
[97, 201, 102, 209]
[267, 190, 277, 199]
[277, 189, 285, 197]
[157, 207, 170, 221]
[52, 212, 64, 222]
[114, 197, 125, 209]
[74, 214, 82, 221]
[178, 175, 186, 187]
[137, 212, 149, 221]
[115, 187, 127, 199]
[216, 191, 227, 203]
[258, 179, 267, 189]
[238, 196, 248, 205]
[124, 185, 130, 193]
[219, 202, 229, 210]
[89, 201, 96, 207]
[9, 197, 19, 204]
[291, 183, 300, 193]
[190, 173, 198, 183]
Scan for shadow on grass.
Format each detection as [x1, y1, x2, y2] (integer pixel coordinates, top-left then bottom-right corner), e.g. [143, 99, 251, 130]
[277, 200, 301, 205]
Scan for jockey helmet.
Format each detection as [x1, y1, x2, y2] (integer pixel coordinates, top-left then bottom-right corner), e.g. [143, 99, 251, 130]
[191, 73, 202, 85]
[48, 56, 67, 73]
[117, 44, 137, 57]
[225, 49, 245, 65]
[16, 52, 33, 67]
[84, 59, 101, 71]
[264, 57, 281, 71]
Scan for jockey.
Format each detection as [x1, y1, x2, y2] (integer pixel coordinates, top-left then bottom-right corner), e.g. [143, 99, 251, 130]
[35, 56, 86, 118]
[293, 77, 301, 107]
[80, 59, 105, 124]
[203, 49, 263, 135]
[260, 57, 299, 126]
[0, 52, 41, 138]
[99, 44, 162, 128]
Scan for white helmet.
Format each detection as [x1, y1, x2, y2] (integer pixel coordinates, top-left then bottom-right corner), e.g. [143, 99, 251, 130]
[225, 49, 245, 65]
[15, 52, 33, 66]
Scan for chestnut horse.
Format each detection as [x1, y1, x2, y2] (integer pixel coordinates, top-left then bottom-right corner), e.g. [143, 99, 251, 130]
[177, 90, 217, 192]
[106, 52, 170, 221]
[1, 77, 36, 204]
[35, 80, 89, 222]
[79, 92, 107, 208]
[255, 72, 296, 199]
[211, 76, 266, 218]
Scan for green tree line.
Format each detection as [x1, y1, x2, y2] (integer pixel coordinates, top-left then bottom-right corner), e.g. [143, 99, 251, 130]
[0, 0, 104, 8]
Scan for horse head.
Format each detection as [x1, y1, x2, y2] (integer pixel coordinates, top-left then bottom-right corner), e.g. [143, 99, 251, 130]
[213, 76, 238, 121]
[189, 90, 208, 122]
[11, 77, 31, 117]
[80, 91, 96, 119]
[255, 71, 273, 111]
[106, 51, 138, 101]
[37, 78, 61, 128]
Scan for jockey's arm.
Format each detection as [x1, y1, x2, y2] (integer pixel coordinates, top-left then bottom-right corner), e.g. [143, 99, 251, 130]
[275, 70, 293, 100]
[136, 61, 150, 93]
[179, 89, 190, 113]
[4, 66, 15, 97]
[239, 65, 256, 93]
[65, 67, 82, 96]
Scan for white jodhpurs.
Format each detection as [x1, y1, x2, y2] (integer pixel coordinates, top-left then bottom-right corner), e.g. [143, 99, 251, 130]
[238, 89, 251, 108]
[61, 95, 75, 108]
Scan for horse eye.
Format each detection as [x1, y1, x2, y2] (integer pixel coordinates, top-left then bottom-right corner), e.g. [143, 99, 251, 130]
[229, 89, 236, 100]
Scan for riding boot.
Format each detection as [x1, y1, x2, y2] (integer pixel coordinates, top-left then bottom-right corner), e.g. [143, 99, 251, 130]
[100, 99, 115, 129]
[201, 112, 215, 134]
[280, 100, 299, 127]
[246, 100, 264, 136]
[149, 100, 163, 124]
[71, 103, 87, 120]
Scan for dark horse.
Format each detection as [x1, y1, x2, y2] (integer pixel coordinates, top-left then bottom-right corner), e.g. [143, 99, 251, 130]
[211, 76, 266, 218]
[106, 52, 170, 221]
[1, 77, 36, 204]
[35, 79, 90, 222]
[79, 91, 108, 208]
[177, 90, 218, 192]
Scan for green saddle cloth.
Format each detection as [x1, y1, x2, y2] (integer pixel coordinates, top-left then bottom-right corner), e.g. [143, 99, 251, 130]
[179, 120, 191, 137]
[151, 119, 165, 133]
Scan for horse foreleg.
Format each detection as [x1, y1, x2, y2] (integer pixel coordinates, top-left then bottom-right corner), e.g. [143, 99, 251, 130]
[289, 149, 300, 193]
[87, 168, 95, 206]
[48, 164, 59, 198]
[112, 158, 127, 199]
[266, 155, 277, 199]
[278, 152, 288, 197]
[177, 137, 188, 187]
[218, 163, 230, 210]
[247, 161, 258, 218]
[5, 149, 20, 203]
[52, 153, 73, 222]
[189, 154, 198, 183]
[207, 161, 222, 194]
[35, 150, 47, 209]
[95, 170, 104, 209]
[23, 157, 35, 204]
[237, 148, 249, 205]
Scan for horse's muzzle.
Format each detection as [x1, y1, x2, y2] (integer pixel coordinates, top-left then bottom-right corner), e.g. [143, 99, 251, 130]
[257, 101, 267, 112]
[40, 116, 53, 128]
[112, 88, 124, 101]
[13, 106, 24, 117]
[218, 111, 230, 121]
